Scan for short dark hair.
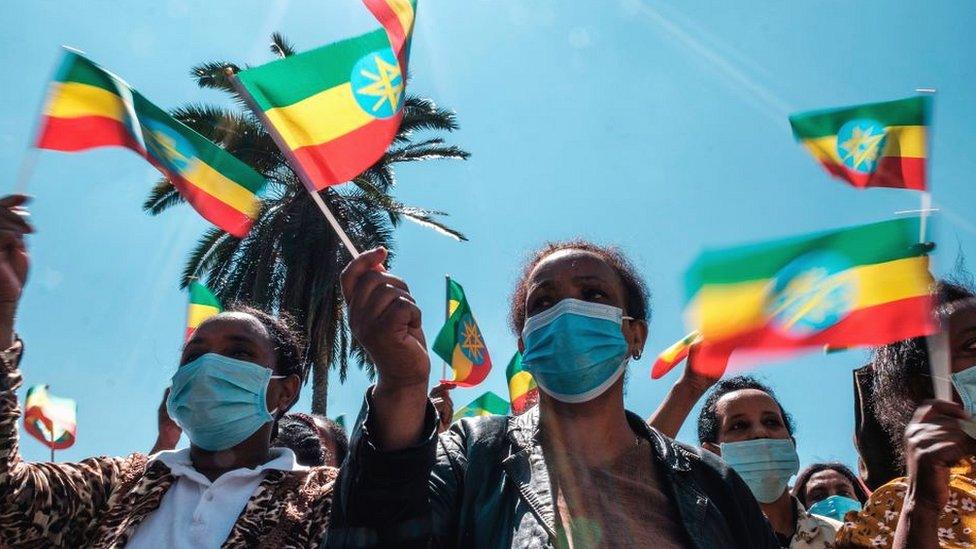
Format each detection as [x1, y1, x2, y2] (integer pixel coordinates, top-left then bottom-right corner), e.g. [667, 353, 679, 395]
[509, 239, 650, 334]
[697, 375, 795, 445]
[313, 415, 349, 465]
[273, 413, 326, 466]
[792, 462, 870, 506]
[870, 280, 976, 466]
[224, 304, 310, 382]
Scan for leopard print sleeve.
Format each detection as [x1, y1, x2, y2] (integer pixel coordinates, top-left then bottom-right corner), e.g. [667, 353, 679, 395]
[0, 344, 142, 547]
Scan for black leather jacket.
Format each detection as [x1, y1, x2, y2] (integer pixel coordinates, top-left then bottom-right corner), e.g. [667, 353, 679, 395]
[327, 394, 779, 548]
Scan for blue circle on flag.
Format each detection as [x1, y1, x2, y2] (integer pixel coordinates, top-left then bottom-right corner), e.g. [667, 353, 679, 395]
[835, 118, 888, 174]
[455, 313, 487, 365]
[142, 119, 196, 173]
[350, 48, 404, 119]
[765, 251, 858, 337]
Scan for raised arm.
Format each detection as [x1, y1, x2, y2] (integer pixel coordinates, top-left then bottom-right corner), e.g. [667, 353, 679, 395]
[648, 346, 718, 438]
[0, 195, 141, 546]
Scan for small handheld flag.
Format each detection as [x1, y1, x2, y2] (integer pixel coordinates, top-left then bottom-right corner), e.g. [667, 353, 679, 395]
[233, 24, 412, 191]
[433, 279, 492, 387]
[186, 281, 222, 341]
[789, 96, 930, 191]
[36, 49, 267, 237]
[24, 385, 77, 452]
[685, 217, 934, 376]
[650, 331, 703, 379]
[505, 352, 538, 414]
[453, 391, 510, 422]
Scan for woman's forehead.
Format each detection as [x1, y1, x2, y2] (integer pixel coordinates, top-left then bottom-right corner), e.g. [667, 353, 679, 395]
[716, 389, 781, 417]
[192, 312, 271, 345]
[529, 249, 617, 283]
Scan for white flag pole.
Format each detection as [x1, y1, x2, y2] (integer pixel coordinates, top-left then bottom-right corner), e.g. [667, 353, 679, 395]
[226, 68, 361, 259]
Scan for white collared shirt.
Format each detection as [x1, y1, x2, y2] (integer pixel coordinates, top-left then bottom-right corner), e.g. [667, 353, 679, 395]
[126, 447, 306, 548]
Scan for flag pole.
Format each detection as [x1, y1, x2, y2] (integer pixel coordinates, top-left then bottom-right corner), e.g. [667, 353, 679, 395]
[442, 274, 450, 381]
[48, 427, 55, 462]
[225, 68, 361, 259]
[912, 87, 950, 399]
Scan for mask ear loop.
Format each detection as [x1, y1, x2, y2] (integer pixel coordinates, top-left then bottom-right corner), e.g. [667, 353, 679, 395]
[621, 316, 642, 360]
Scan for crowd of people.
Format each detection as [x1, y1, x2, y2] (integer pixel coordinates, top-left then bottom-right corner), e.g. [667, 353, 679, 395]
[1, 193, 975, 548]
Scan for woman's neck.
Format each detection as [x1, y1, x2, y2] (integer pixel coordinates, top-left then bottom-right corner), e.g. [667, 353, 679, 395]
[761, 490, 797, 540]
[538, 382, 635, 467]
[189, 424, 274, 482]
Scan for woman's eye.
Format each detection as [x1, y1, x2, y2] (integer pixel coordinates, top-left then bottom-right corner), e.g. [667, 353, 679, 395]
[582, 288, 607, 301]
[729, 422, 746, 431]
[763, 418, 783, 428]
[528, 297, 553, 314]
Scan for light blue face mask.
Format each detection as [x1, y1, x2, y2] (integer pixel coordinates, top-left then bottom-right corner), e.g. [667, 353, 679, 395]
[720, 438, 800, 504]
[807, 495, 862, 521]
[521, 299, 632, 404]
[166, 353, 285, 451]
[951, 364, 976, 415]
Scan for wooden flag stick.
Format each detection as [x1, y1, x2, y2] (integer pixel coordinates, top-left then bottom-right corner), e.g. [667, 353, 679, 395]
[225, 69, 361, 259]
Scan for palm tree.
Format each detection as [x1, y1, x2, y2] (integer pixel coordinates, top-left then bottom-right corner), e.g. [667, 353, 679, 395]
[144, 34, 469, 414]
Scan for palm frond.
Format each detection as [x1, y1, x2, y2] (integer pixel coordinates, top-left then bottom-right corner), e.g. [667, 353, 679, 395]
[270, 32, 296, 57]
[191, 61, 240, 93]
[398, 96, 460, 137]
[142, 178, 185, 214]
[180, 227, 234, 288]
[398, 210, 467, 241]
[387, 144, 470, 163]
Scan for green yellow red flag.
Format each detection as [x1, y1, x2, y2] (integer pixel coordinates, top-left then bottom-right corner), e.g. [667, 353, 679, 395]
[685, 218, 934, 376]
[452, 391, 510, 422]
[650, 331, 703, 379]
[186, 281, 222, 341]
[433, 279, 492, 387]
[234, 25, 410, 190]
[789, 96, 930, 191]
[24, 385, 77, 451]
[36, 49, 266, 237]
[505, 352, 538, 414]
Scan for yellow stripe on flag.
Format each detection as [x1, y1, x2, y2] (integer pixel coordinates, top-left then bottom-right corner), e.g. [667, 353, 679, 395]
[686, 256, 932, 339]
[182, 160, 262, 218]
[187, 303, 221, 329]
[388, 0, 415, 34]
[264, 83, 374, 150]
[508, 371, 535, 398]
[801, 125, 927, 164]
[45, 82, 126, 121]
[448, 299, 461, 317]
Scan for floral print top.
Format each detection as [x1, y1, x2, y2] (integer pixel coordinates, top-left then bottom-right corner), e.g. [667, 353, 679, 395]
[835, 456, 976, 548]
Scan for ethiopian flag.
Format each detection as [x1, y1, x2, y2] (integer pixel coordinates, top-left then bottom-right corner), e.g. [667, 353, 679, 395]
[453, 391, 511, 422]
[433, 279, 492, 387]
[186, 281, 222, 341]
[506, 352, 538, 414]
[24, 385, 77, 451]
[789, 96, 930, 191]
[36, 49, 266, 237]
[651, 332, 703, 379]
[235, 27, 409, 191]
[685, 218, 934, 376]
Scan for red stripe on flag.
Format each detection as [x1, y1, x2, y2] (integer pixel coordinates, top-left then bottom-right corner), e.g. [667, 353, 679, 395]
[291, 116, 402, 190]
[363, 0, 408, 56]
[694, 296, 933, 377]
[36, 115, 137, 152]
[818, 156, 926, 191]
[511, 389, 538, 415]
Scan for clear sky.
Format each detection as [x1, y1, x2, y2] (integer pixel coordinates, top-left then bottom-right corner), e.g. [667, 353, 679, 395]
[3, 1, 974, 474]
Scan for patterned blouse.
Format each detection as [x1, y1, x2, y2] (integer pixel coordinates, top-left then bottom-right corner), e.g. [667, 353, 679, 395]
[835, 456, 976, 548]
[0, 341, 337, 548]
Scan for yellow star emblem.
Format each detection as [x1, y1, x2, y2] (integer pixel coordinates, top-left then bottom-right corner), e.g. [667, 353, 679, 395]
[355, 54, 403, 114]
[459, 319, 486, 363]
[839, 126, 885, 171]
[147, 129, 188, 166]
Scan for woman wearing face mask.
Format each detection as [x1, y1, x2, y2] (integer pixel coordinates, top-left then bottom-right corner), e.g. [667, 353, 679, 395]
[696, 375, 842, 548]
[0, 195, 335, 547]
[327, 241, 778, 548]
[836, 290, 976, 549]
[792, 463, 869, 522]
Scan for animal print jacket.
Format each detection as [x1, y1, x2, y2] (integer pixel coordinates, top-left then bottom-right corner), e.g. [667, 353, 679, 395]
[0, 341, 336, 548]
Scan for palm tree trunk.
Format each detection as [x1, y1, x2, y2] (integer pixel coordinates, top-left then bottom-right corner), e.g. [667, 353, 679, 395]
[311, 360, 329, 415]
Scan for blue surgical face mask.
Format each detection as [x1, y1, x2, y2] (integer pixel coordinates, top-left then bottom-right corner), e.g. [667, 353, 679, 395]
[521, 299, 632, 404]
[807, 495, 862, 521]
[720, 438, 800, 504]
[166, 353, 285, 451]
[951, 364, 976, 415]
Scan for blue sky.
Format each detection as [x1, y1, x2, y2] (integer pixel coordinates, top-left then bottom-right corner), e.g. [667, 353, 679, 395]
[3, 1, 974, 473]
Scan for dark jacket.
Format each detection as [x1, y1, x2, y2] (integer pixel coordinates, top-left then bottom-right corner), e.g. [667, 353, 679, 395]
[327, 393, 779, 548]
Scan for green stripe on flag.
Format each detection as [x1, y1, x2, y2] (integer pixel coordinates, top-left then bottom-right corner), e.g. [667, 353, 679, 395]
[56, 52, 119, 93]
[189, 281, 222, 309]
[453, 391, 510, 421]
[685, 217, 923, 299]
[789, 96, 929, 140]
[433, 279, 469, 363]
[236, 29, 392, 111]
